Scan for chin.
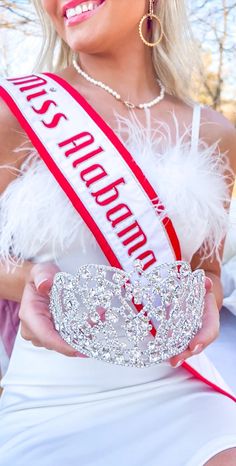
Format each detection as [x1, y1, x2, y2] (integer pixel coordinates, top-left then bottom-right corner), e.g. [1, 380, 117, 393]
[66, 31, 111, 55]
[62, 0, 111, 53]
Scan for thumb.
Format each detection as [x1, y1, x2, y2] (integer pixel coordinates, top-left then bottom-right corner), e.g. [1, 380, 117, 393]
[205, 276, 213, 293]
[30, 262, 60, 295]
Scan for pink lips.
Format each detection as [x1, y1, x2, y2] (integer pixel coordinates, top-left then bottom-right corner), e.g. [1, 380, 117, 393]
[63, 1, 105, 27]
[62, 0, 85, 17]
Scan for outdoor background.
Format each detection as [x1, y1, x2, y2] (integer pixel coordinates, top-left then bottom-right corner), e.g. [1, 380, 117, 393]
[0, 0, 236, 194]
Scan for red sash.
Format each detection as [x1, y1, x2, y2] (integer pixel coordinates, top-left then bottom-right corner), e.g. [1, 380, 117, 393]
[0, 73, 235, 402]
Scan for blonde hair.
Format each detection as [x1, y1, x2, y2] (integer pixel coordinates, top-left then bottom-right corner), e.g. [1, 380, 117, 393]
[32, 0, 200, 103]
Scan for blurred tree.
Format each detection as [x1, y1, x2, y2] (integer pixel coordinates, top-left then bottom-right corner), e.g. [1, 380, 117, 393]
[0, 0, 36, 32]
[0, 0, 236, 124]
[0, 1, 235, 196]
[0, 0, 39, 75]
[190, 0, 236, 120]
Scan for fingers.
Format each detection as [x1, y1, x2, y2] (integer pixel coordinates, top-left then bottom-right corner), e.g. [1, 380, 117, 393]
[21, 314, 88, 358]
[204, 276, 213, 293]
[169, 287, 220, 368]
[30, 262, 61, 295]
[19, 280, 88, 359]
[188, 290, 220, 350]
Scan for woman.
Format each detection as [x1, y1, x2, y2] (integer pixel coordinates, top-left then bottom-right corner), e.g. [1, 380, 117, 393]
[0, 0, 236, 464]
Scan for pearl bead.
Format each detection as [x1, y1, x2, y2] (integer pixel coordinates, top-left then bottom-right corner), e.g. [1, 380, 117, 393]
[72, 58, 165, 110]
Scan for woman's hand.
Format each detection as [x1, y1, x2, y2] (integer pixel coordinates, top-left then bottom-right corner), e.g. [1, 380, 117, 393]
[19, 262, 88, 358]
[168, 276, 220, 367]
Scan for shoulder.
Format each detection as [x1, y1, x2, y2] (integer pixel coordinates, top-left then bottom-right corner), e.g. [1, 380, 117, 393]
[166, 95, 236, 158]
[200, 105, 236, 174]
[0, 97, 26, 162]
[169, 97, 236, 191]
[0, 94, 20, 135]
[0, 79, 35, 192]
[0, 78, 34, 165]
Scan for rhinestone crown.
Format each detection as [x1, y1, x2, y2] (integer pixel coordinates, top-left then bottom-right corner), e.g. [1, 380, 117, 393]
[49, 260, 205, 368]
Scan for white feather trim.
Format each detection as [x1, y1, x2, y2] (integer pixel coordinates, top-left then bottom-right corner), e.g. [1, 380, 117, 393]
[0, 109, 233, 269]
[0, 149, 97, 269]
[115, 109, 234, 266]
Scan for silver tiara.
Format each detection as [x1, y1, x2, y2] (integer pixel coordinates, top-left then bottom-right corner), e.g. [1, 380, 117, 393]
[49, 260, 205, 368]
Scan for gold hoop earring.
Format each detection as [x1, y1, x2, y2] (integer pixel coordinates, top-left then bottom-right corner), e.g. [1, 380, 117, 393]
[139, 0, 164, 47]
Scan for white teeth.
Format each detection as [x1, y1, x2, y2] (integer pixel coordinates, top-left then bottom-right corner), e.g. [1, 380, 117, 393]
[66, 2, 101, 18]
[75, 5, 83, 14]
[66, 7, 76, 18]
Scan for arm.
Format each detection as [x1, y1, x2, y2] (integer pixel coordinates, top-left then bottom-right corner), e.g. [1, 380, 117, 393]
[0, 99, 31, 193]
[0, 100, 36, 301]
[191, 106, 236, 311]
[169, 106, 236, 367]
[0, 100, 82, 357]
[0, 261, 33, 302]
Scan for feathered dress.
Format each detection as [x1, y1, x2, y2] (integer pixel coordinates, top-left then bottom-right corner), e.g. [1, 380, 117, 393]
[0, 103, 236, 466]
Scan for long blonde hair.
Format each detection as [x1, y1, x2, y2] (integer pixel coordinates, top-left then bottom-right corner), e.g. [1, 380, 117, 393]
[32, 0, 200, 103]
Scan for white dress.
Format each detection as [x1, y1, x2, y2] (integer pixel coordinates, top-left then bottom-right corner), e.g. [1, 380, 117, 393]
[0, 103, 236, 466]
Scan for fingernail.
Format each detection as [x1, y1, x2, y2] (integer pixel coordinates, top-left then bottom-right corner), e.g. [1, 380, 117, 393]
[191, 343, 203, 355]
[172, 360, 183, 368]
[35, 277, 49, 290]
[206, 277, 213, 291]
[74, 352, 88, 358]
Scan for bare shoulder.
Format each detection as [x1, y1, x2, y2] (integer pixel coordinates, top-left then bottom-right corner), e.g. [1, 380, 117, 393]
[165, 95, 236, 165]
[0, 97, 32, 165]
[169, 97, 236, 192]
[0, 96, 33, 193]
[200, 105, 236, 173]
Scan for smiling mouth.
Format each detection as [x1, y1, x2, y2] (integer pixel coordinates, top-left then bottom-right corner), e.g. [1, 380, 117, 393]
[64, 0, 105, 20]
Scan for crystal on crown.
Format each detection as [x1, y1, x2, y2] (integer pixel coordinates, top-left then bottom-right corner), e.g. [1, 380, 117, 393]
[49, 260, 205, 367]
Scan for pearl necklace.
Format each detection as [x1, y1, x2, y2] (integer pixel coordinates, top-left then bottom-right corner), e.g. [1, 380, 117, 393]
[72, 58, 165, 110]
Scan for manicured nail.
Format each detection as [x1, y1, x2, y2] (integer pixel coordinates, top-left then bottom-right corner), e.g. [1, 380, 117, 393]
[205, 277, 213, 291]
[191, 343, 203, 355]
[35, 278, 49, 290]
[173, 360, 183, 368]
[74, 352, 88, 358]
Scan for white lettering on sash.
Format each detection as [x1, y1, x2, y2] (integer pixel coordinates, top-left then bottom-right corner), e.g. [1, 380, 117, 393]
[7, 74, 157, 270]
